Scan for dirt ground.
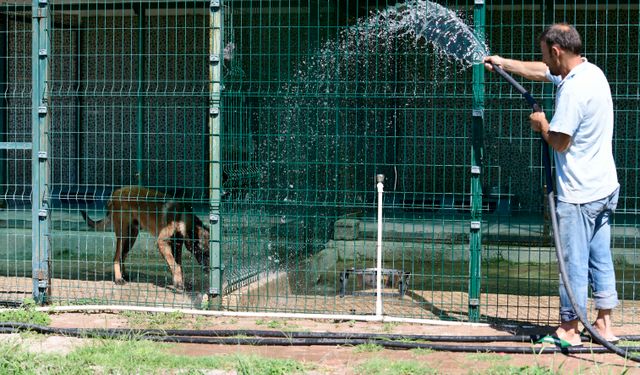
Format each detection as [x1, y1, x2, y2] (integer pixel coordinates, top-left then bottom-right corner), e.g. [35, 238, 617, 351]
[16, 312, 635, 374]
[3, 273, 640, 373]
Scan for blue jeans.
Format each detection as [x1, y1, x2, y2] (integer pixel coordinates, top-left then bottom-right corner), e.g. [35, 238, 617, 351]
[556, 188, 619, 323]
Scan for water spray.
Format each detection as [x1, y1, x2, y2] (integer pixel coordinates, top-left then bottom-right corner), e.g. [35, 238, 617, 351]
[490, 63, 640, 363]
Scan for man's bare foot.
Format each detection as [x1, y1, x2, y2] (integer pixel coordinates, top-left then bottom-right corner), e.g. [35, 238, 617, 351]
[585, 309, 619, 342]
[555, 325, 583, 346]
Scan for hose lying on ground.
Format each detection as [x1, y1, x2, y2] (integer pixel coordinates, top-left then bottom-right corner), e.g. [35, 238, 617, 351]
[1, 322, 640, 355]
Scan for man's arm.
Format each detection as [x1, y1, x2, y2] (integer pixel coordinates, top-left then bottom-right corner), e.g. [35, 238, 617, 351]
[530, 112, 571, 152]
[484, 56, 550, 82]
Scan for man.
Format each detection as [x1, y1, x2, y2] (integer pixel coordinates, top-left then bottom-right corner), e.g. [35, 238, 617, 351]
[484, 23, 620, 347]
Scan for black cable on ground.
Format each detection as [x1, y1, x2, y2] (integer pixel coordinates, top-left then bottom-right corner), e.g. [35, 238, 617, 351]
[0, 323, 532, 342]
[1, 322, 640, 356]
[2, 322, 640, 342]
[491, 63, 640, 363]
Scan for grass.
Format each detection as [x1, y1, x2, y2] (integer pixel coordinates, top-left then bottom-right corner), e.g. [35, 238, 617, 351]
[356, 357, 570, 375]
[255, 318, 301, 330]
[355, 357, 439, 375]
[0, 298, 50, 326]
[120, 311, 207, 330]
[123, 310, 187, 330]
[382, 321, 400, 332]
[466, 352, 513, 364]
[353, 342, 384, 353]
[0, 333, 627, 375]
[410, 347, 435, 355]
[469, 365, 560, 374]
[465, 351, 569, 375]
[0, 336, 311, 375]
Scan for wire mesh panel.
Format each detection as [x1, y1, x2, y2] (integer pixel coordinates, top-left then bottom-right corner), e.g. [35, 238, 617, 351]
[41, 1, 214, 307]
[0, 3, 33, 305]
[481, 2, 640, 326]
[220, 0, 480, 317]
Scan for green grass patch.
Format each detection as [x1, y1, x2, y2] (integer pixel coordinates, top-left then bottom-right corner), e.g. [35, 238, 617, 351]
[355, 357, 438, 375]
[255, 318, 301, 330]
[233, 353, 309, 375]
[0, 342, 85, 375]
[69, 339, 224, 373]
[409, 347, 435, 355]
[469, 364, 560, 375]
[382, 322, 399, 333]
[0, 336, 310, 375]
[64, 298, 105, 305]
[466, 352, 512, 363]
[0, 299, 50, 326]
[465, 354, 563, 375]
[353, 343, 384, 353]
[121, 311, 192, 330]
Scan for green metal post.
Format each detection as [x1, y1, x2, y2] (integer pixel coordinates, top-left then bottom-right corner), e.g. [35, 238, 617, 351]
[32, 0, 51, 304]
[543, 1, 555, 111]
[542, 4, 555, 142]
[469, 0, 486, 322]
[0, 12, 7, 192]
[208, 0, 223, 304]
[135, 5, 146, 186]
[541, 1, 554, 232]
[74, 25, 83, 186]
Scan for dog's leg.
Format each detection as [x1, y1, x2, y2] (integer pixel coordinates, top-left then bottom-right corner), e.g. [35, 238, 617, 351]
[112, 213, 126, 285]
[114, 236, 126, 285]
[112, 211, 137, 285]
[157, 229, 184, 290]
[172, 238, 189, 289]
[120, 224, 139, 283]
[171, 238, 183, 266]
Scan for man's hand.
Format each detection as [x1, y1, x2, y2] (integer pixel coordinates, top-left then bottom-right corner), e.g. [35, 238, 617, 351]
[483, 56, 550, 82]
[529, 111, 549, 134]
[530, 112, 572, 152]
[483, 55, 505, 72]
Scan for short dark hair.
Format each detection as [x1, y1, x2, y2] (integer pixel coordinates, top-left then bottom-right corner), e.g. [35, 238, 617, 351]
[539, 23, 582, 55]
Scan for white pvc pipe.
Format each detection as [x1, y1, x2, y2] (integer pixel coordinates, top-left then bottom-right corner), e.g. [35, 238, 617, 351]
[376, 174, 384, 317]
[12, 305, 490, 327]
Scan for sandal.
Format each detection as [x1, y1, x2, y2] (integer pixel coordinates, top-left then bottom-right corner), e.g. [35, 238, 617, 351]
[535, 334, 583, 348]
[580, 328, 620, 344]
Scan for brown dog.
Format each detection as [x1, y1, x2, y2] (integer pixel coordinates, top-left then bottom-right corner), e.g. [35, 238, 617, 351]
[81, 186, 210, 290]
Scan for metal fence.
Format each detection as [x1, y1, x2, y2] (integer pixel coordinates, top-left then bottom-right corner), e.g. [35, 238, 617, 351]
[0, 0, 638, 326]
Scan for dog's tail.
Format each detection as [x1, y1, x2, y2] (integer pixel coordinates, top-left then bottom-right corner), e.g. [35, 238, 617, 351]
[80, 210, 112, 231]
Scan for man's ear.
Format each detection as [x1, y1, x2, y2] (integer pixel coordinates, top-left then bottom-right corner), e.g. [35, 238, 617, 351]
[551, 45, 562, 57]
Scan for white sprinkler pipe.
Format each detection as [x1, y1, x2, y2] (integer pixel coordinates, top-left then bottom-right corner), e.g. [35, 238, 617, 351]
[376, 174, 385, 317]
[13, 305, 489, 327]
